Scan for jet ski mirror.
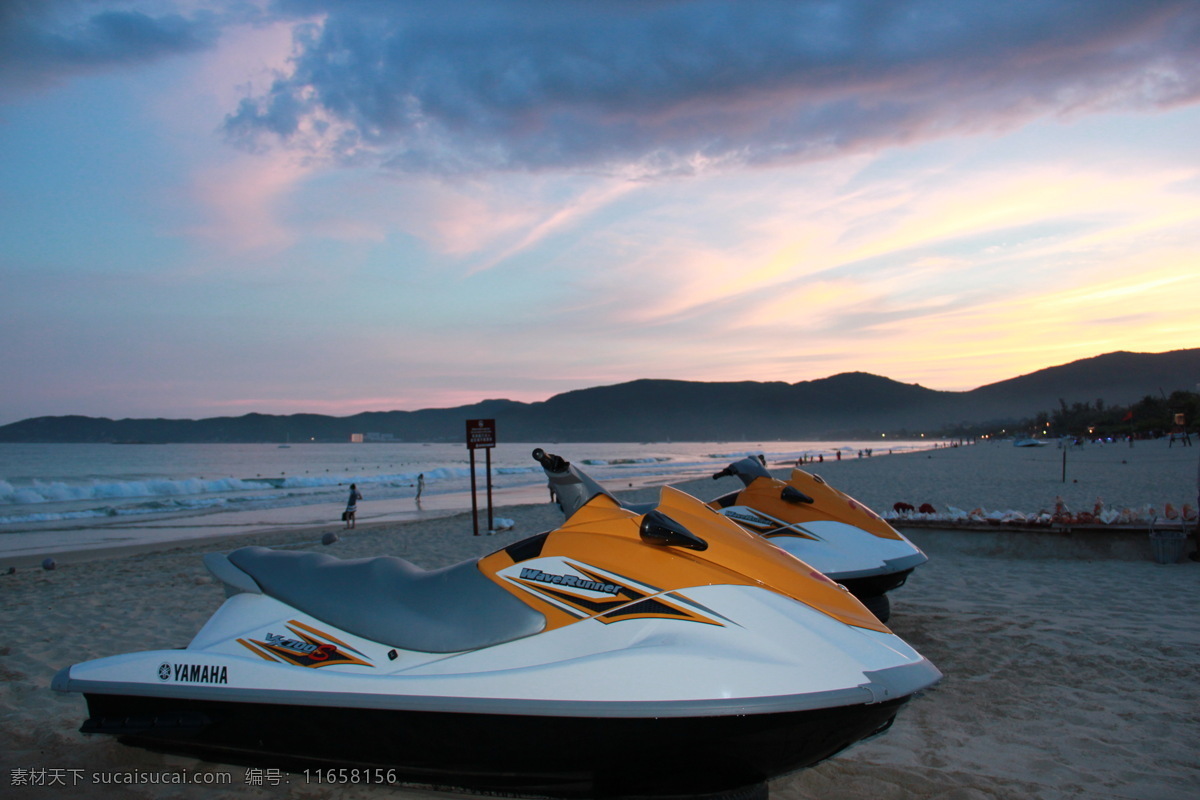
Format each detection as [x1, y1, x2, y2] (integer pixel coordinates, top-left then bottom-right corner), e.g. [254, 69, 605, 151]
[781, 486, 815, 504]
[639, 510, 708, 551]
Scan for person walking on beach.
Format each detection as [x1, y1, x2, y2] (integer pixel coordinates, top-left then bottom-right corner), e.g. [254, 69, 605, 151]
[416, 473, 425, 508]
[344, 483, 363, 529]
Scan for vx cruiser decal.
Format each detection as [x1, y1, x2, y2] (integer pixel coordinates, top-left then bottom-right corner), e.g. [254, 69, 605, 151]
[501, 558, 729, 627]
[238, 620, 373, 669]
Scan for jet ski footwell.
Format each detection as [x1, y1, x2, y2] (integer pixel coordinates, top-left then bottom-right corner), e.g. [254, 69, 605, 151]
[76, 690, 908, 797]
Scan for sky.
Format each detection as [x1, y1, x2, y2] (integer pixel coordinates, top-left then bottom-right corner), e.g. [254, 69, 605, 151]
[2, 1, 1199, 425]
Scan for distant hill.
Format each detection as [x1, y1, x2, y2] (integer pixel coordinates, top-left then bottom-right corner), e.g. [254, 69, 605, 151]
[961, 350, 1200, 421]
[1, 349, 1196, 443]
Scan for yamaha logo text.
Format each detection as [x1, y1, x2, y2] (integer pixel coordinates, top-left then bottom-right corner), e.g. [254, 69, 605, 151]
[160, 662, 228, 684]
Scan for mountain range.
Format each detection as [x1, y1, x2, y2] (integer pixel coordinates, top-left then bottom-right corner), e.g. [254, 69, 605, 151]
[2, 349, 1197, 443]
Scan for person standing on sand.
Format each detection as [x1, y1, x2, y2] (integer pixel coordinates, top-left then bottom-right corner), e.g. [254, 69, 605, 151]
[344, 483, 363, 529]
[416, 473, 425, 508]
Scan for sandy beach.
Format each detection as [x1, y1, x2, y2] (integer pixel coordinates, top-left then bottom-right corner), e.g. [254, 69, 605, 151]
[3, 440, 1197, 799]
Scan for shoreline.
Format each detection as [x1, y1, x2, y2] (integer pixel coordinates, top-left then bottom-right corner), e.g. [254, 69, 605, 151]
[0, 471, 686, 570]
[4, 439, 1197, 570]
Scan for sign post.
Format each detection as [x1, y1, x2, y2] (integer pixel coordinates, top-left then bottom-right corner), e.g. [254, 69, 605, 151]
[465, 419, 496, 536]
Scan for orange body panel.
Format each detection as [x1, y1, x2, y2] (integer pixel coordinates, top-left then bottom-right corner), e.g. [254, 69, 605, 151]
[479, 488, 889, 634]
[713, 470, 904, 541]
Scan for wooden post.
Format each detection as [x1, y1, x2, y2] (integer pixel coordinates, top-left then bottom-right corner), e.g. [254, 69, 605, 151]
[469, 447, 479, 536]
[486, 446, 494, 533]
[465, 419, 496, 536]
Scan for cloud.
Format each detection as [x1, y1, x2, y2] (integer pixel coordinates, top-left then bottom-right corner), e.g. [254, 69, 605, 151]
[0, 0, 234, 98]
[180, 151, 314, 252]
[223, 0, 1200, 176]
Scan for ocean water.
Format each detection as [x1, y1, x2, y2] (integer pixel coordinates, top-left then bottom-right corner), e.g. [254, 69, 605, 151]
[0, 440, 924, 533]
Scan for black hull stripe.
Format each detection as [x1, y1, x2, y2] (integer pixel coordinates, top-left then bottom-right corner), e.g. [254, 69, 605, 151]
[82, 692, 908, 797]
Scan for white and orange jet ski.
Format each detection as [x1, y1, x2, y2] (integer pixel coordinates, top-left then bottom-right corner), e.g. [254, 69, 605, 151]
[706, 457, 927, 622]
[55, 450, 940, 799]
[539, 451, 925, 623]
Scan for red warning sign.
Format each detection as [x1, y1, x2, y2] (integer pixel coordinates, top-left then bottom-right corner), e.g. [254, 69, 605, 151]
[466, 419, 496, 450]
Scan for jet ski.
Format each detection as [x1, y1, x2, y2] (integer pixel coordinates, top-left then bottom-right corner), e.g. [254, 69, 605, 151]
[538, 451, 925, 622]
[55, 450, 940, 799]
[708, 457, 927, 622]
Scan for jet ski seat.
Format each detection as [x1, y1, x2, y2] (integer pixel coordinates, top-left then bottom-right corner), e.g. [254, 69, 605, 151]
[211, 546, 546, 654]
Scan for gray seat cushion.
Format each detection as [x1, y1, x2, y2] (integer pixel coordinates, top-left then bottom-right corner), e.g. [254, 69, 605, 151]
[223, 546, 545, 653]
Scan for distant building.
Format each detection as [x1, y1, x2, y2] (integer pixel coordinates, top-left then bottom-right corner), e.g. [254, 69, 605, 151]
[350, 432, 396, 443]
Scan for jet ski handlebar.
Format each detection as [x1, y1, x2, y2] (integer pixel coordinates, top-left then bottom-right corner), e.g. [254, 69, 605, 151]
[532, 448, 569, 474]
[714, 457, 814, 504]
[533, 447, 615, 519]
[712, 456, 773, 486]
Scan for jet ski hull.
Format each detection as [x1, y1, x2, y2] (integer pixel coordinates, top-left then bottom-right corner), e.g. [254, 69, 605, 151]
[836, 566, 915, 600]
[58, 483, 941, 798]
[81, 690, 908, 797]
